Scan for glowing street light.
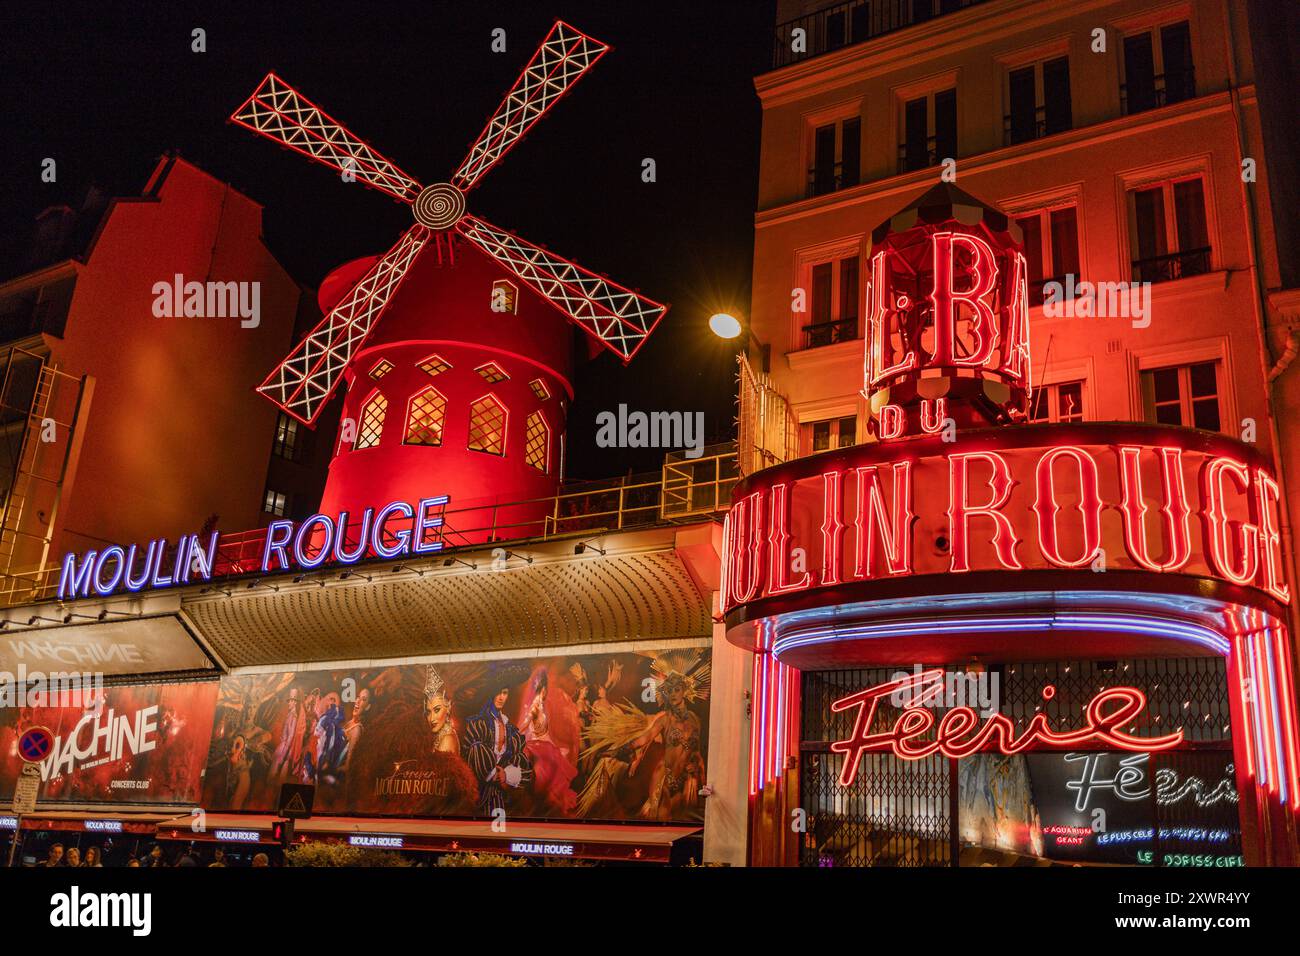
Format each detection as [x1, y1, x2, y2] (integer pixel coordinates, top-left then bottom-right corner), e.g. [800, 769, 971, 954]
[709, 312, 743, 339]
[707, 311, 769, 372]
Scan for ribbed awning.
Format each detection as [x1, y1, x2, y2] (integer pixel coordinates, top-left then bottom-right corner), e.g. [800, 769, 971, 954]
[179, 526, 716, 668]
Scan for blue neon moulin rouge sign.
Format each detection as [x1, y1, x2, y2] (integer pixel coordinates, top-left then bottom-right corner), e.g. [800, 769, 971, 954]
[57, 495, 449, 600]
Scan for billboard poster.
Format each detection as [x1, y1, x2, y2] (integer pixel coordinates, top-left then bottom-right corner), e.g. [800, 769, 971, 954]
[957, 753, 1043, 857]
[201, 646, 711, 823]
[0, 680, 218, 805]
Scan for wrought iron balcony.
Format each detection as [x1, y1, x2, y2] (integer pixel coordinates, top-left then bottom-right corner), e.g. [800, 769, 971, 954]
[807, 161, 861, 197]
[1130, 246, 1211, 284]
[802, 317, 859, 350]
[771, 0, 990, 70]
[1120, 67, 1197, 116]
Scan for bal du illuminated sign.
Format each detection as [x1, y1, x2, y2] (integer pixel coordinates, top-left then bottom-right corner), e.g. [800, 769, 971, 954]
[830, 669, 1183, 785]
[57, 494, 450, 600]
[723, 188, 1289, 613]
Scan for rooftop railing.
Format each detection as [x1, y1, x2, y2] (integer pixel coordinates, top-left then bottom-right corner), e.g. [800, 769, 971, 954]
[771, 0, 989, 70]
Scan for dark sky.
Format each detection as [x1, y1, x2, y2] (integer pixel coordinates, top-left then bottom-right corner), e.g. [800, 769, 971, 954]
[0, 0, 776, 479]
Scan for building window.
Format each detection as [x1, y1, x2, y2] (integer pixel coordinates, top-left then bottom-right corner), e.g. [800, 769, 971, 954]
[529, 378, 550, 400]
[809, 117, 861, 197]
[1029, 381, 1085, 423]
[898, 88, 956, 173]
[1141, 362, 1220, 431]
[491, 279, 519, 314]
[805, 415, 857, 454]
[802, 256, 860, 349]
[418, 354, 451, 377]
[272, 412, 300, 461]
[356, 392, 387, 449]
[1122, 21, 1195, 115]
[369, 358, 394, 381]
[475, 361, 509, 384]
[263, 488, 289, 517]
[1005, 56, 1072, 145]
[524, 411, 550, 472]
[1128, 177, 1211, 284]
[404, 386, 447, 446]
[467, 395, 508, 456]
[1015, 206, 1081, 306]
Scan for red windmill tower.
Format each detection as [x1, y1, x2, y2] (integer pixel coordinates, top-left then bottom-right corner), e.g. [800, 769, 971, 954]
[232, 21, 667, 544]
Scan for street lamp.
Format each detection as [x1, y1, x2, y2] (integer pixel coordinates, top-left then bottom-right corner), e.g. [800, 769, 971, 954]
[708, 312, 770, 372]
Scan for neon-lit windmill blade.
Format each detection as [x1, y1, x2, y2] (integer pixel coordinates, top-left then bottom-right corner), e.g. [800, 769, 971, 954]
[232, 20, 666, 428]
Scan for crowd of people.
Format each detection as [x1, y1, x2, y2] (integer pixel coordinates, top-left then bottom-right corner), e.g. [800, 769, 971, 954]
[31, 843, 272, 868]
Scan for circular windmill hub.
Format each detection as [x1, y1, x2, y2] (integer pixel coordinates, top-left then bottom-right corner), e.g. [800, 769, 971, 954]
[413, 182, 466, 230]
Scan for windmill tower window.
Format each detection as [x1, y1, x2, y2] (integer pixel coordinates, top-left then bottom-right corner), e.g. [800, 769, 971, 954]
[418, 354, 452, 377]
[404, 386, 448, 446]
[467, 395, 508, 456]
[529, 378, 551, 401]
[356, 392, 388, 449]
[491, 279, 519, 314]
[475, 361, 509, 384]
[369, 358, 395, 380]
[524, 411, 550, 473]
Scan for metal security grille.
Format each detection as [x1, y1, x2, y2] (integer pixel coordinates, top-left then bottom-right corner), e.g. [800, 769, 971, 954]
[801, 667, 951, 867]
[800, 658, 1233, 867]
[1000, 658, 1231, 744]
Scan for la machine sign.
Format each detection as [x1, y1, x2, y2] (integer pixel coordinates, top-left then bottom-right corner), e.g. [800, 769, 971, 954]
[721, 426, 1289, 614]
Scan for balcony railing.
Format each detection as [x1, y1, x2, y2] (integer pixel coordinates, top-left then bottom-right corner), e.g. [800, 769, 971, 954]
[897, 136, 952, 174]
[772, 0, 990, 70]
[1131, 246, 1211, 284]
[0, 446, 740, 608]
[1120, 67, 1197, 116]
[808, 161, 860, 198]
[1029, 274, 1072, 307]
[802, 317, 859, 349]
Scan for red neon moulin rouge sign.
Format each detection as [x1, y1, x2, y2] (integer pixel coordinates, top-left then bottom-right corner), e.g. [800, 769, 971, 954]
[721, 430, 1290, 613]
[830, 670, 1183, 785]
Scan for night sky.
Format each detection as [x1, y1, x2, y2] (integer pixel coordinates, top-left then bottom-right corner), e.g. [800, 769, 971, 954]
[0, 0, 776, 478]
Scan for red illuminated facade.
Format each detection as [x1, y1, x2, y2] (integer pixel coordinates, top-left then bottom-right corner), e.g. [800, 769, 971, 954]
[736, 0, 1300, 866]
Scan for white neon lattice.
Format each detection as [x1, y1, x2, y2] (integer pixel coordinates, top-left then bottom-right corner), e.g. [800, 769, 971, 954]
[452, 21, 609, 190]
[232, 73, 422, 203]
[257, 225, 429, 425]
[457, 214, 667, 362]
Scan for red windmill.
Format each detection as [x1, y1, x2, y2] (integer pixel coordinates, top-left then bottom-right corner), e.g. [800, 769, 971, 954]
[233, 21, 667, 543]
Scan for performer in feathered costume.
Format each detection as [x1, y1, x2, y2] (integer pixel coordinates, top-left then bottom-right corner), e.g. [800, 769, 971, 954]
[517, 666, 580, 817]
[576, 650, 710, 822]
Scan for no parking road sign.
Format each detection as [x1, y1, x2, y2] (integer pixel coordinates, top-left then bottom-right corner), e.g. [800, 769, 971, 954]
[17, 726, 53, 763]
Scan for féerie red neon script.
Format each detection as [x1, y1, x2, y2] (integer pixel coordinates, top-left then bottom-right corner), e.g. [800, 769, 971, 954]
[829, 669, 1184, 786]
